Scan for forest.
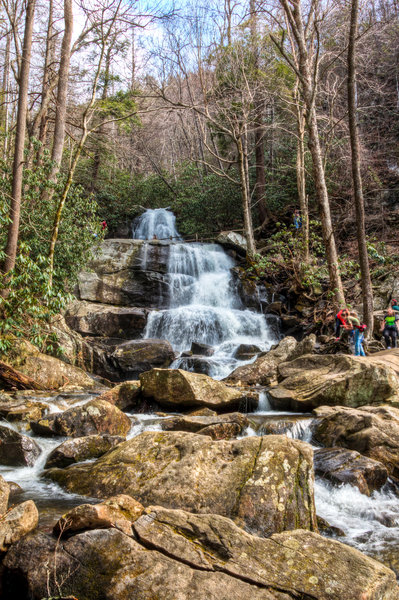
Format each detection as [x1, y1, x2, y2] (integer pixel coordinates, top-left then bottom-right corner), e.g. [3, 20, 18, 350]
[1, 2, 399, 599]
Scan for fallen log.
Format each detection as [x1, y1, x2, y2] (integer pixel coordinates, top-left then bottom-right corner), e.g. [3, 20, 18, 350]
[0, 360, 45, 391]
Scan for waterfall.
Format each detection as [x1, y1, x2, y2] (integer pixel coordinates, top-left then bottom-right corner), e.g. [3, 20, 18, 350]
[132, 208, 181, 241]
[141, 210, 277, 379]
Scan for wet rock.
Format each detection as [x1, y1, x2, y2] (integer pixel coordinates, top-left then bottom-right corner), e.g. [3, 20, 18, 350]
[0, 476, 10, 514]
[314, 447, 388, 495]
[187, 407, 217, 417]
[0, 500, 38, 552]
[216, 231, 247, 253]
[95, 380, 141, 411]
[268, 354, 399, 412]
[65, 300, 148, 339]
[45, 434, 125, 468]
[0, 425, 41, 467]
[0, 398, 47, 423]
[45, 432, 317, 537]
[161, 413, 249, 439]
[177, 355, 215, 375]
[111, 339, 175, 377]
[233, 343, 261, 359]
[226, 336, 297, 385]
[3, 510, 398, 600]
[313, 405, 399, 480]
[140, 368, 243, 410]
[7, 482, 22, 501]
[53, 495, 144, 537]
[190, 341, 214, 356]
[31, 399, 131, 438]
[316, 515, 345, 537]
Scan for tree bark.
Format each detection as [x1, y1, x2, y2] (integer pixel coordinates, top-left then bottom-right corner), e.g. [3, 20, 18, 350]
[347, 0, 374, 333]
[295, 85, 309, 262]
[2, 0, 36, 276]
[1, 30, 11, 160]
[237, 131, 256, 256]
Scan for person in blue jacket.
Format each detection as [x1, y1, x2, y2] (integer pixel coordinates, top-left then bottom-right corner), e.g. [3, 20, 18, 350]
[354, 324, 367, 356]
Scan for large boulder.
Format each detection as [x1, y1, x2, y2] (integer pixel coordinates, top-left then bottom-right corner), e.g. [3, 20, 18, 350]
[31, 399, 131, 438]
[0, 500, 38, 552]
[0, 475, 10, 514]
[53, 495, 144, 537]
[95, 380, 141, 411]
[268, 354, 399, 412]
[111, 339, 175, 377]
[2, 509, 398, 600]
[140, 368, 243, 410]
[0, 397, 47, 423]
[44, 434, 125, 468]
[226, 336, 298, 385]
[161, 413, 249, 440]
[65, 300, 148, 339]
[313, 405, 399, 480]
[313, 447, 388, 495]
[0, 426, 41, 467]
[78, 239, 171, 308]
[216, 231, 247, 253]
[45, 432, 317, 538]
[19, 353, 100, 391]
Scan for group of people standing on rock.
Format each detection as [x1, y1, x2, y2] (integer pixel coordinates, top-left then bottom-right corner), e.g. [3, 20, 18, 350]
[335, 299, 399, 354]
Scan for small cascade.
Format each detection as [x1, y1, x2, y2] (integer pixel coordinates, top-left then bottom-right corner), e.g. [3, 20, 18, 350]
[132, 208, 181, 240]
[144, 238, 277, 379]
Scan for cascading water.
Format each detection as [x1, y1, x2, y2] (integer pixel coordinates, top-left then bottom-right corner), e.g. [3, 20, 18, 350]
[132, 210, 278, 379]
[132, 208, 181, 240]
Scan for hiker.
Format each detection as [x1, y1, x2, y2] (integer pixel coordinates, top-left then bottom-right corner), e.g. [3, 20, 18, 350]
[101, 220, 107, 231]
[381, 307, 399, 349]
[335, 308, 350, 340]
[391, 299, 399, 311]
[293, 209, 302, 230]
[347, 311, 360, 347]
[354, 324, 367, 356]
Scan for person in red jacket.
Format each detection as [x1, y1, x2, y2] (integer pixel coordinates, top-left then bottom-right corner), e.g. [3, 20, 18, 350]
[335, 308, 350, 340]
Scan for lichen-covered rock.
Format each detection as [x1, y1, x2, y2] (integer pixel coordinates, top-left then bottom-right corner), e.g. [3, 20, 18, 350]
[268, 354, 399, 412]
[313, 405, 399, 480]
[140, 368, 243, 410]
[2, 510, 398, 600]
[95, 380, 141, 411]
[111, 339, 175, 376]
[0, 500, 38, 552]
[31, 399, 131, 438]
[53, 494, 144, 537]
[161, 413, 249, 440]
[45, 431, 317, 537]
[314, 447, 388, 495]
[65, 300, 148, 338]
[19, 353, 99, 391]
[44, 434, 125, 468]
[226, 337, 297, 385]
[0, 475, 10, 514]
[0, 425, 41, 467]
[0, 398, 47, 423]
[216, 231, 247, 253]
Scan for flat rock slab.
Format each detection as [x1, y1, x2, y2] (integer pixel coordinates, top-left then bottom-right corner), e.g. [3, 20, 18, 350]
[313, 405, 399, 480]
[140, 368, 243, 410]
[314, 447, 388, 495]
[268, 354, 399, 412]
[111, 339, 175, 375]
[3, 508, 398, 600]
[161, 413, 249, 439]
[45, 431, 317, 538]
[45, 434, 125, 468]
[65, 300, 148, 338]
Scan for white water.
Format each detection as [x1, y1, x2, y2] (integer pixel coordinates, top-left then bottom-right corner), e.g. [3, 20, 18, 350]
[132, 208, 181, 240]
[143, 239, 277, 379]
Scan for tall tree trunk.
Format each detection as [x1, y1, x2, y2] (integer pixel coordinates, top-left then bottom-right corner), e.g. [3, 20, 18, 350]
[237, 131, 256, 256]
[2, 0, 36, 276]
[348, 0, 374, 333]
[295, 85, 309, 262]
[1, 31, 11, 161]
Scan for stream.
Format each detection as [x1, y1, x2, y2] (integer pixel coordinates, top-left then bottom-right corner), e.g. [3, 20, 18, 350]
[2, 208, 398, 577]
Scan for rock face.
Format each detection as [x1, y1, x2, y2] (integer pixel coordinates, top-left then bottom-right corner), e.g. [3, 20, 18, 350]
[111, 339, 175, 376]
[53, 495, 144, 537]
[44, 434, 124, 468]
[45, 431, 317, 537]
[314, 447, 388, 495]
[0, 398, 47, 423]
[65, 300, 148, 338]
[19, 353, 99, 391]
[161, 413, 249, 440]
[77, 239, 171, 308]
[140, 368, 243, 410]
[3, 508, 398, 600]
[95, 380, 141, 411]
[226, 336, 297, 385]
[268, 354, 399, 412]
[31, 399, 131, 438]
[0, 426, 41, 467]
[0, 475, 10, 514]
[313, 405, 399, 480]
[0, 500, 38, 552]
[216, 231, 247, 253]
